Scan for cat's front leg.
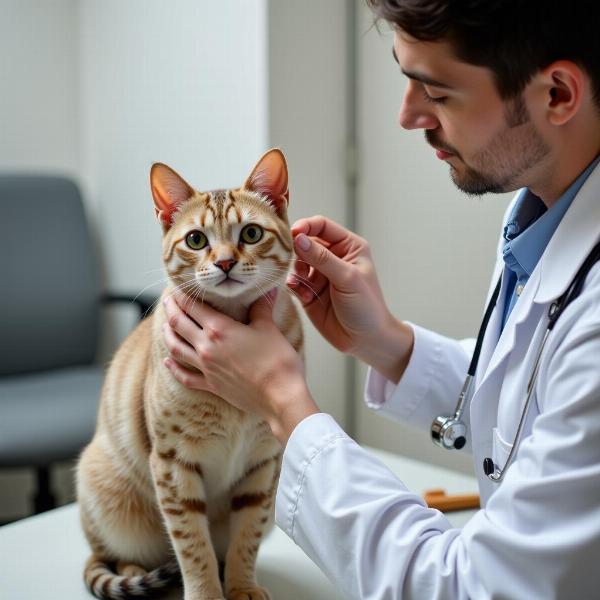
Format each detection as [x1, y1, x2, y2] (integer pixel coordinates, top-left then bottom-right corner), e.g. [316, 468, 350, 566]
[224, 453, 281, 600]
[150, 449, 224, 600]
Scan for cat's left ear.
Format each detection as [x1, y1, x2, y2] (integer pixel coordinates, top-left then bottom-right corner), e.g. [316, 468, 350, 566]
[150, 163, 195, 230]
[242, 148, 289, 217]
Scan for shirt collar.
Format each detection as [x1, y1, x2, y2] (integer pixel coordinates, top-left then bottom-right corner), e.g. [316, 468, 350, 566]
[502, 155, 600, 279]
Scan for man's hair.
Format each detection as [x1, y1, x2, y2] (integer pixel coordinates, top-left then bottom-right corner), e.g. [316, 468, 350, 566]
[366, 0, 600, 107]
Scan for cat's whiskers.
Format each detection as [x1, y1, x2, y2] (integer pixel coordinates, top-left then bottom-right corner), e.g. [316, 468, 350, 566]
[253, 281, 274, 309]
[132, 275, 175, 306]
[255, 271, 322, 306]
[291, 257, 315, 267]
[258, 265, 301, 283]
[170, 278, 208, 315]
[230, 259, 322, 302]
[236, 267, 286, 289]
[259, 263, 316, 287]
[274, 280, 309, 306]
[142, 266, 170, 275]
[128, 274, 192, 317]
[145, 277, 199, 316]
[257, 265, 322, 304]
[187, 285, 202, 312]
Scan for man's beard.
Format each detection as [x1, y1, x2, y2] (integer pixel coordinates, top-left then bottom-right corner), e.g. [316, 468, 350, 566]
[426, 95, 550, 196]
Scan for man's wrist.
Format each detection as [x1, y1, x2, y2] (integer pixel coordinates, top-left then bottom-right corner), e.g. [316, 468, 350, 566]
[267, 379, 320, 446]
[355, 316, 414, 384]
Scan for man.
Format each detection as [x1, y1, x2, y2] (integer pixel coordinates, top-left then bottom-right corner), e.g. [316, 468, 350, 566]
[163, 1, 600, 597]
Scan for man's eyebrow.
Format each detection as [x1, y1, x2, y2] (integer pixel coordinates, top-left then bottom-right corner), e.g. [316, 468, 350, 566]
[391, 46, 454, 90]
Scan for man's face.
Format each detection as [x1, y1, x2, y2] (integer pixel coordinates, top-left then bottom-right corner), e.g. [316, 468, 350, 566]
[393, 31, 550, 195]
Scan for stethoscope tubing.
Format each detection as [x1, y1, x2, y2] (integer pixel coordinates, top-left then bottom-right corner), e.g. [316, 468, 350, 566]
[433, 239, 600, 483]
[486, 327, 550, 482]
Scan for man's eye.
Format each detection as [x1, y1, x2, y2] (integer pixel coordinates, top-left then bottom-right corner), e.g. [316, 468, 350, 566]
[423, 90, 448, 105]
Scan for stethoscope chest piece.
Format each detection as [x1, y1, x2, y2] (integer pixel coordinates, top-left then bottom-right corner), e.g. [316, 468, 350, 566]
[431, 415, 467, 450]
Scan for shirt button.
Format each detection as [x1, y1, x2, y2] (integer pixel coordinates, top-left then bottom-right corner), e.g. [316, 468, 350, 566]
[516, 284, 524, 296]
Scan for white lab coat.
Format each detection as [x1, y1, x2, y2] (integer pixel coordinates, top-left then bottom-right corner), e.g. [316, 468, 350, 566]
[275, 162, 600, 599]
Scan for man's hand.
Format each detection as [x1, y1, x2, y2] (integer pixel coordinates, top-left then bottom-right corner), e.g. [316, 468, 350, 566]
[288, 215, 414, 383]
[162, 290, 320, 445]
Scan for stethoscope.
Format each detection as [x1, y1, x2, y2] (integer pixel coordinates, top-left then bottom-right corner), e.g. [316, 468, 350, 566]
[431, 240, 600, 483]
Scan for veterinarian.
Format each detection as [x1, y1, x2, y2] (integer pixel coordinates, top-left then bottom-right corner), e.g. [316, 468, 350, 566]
[163, 1, 600, 597]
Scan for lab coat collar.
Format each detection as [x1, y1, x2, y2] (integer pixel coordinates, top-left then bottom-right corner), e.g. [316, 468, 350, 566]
[534, 160, 600, 304]
[476, 159, 600, 390]
[477, 262, 541, 390]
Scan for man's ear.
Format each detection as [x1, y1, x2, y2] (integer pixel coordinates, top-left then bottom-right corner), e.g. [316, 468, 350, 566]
[539, 60, 584, 126]
[242, 148, 289, 217]
[150, 163, 195, 230]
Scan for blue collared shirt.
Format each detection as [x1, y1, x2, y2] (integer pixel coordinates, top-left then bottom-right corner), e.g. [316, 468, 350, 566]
[501, 155, 600, 329]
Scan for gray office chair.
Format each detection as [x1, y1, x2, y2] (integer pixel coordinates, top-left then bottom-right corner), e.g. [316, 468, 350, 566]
[0, 175, 154, 516]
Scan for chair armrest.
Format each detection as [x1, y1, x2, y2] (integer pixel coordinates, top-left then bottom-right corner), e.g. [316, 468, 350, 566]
[102, 292, 158, 320]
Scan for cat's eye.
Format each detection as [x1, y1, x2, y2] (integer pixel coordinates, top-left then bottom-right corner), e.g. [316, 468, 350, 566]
[185, 230, 208, 250]
[240, 224, 263, 244]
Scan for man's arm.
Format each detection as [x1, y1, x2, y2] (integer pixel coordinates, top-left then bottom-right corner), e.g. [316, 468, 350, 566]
[276, 300, 600, 599]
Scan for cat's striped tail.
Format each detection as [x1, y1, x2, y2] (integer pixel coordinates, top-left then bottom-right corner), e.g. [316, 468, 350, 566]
[84, 556, 181, 599]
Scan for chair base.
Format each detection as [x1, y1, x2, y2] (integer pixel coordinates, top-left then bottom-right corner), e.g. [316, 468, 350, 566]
[33, 466, 56, 514]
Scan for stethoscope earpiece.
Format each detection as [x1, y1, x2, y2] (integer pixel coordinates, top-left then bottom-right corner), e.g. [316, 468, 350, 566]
[483, 457, 496, 477]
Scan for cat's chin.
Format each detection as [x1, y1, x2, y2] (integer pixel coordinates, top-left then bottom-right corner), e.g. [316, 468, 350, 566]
[183, 287, 268, 323]
[212, 278, 247, 296]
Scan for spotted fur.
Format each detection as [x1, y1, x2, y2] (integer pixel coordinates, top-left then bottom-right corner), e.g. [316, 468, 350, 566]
[77, 150, 303, 600]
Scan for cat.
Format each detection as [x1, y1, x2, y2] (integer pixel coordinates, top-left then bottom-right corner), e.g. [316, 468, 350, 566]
[76, 148, 304, 600]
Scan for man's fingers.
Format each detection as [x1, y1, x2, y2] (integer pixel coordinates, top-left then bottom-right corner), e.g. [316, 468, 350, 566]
[164, 357, 208, 391]
[289, 216, 359, 293]
[291, 215, 351, 246]
[288, 255, 310, 289]
[292, 233, 351, 286]
[171, 291, 231, 330]
[163, 323, 201, 369]
[288, 267, 328, 305]
[163, 296, 202, 345]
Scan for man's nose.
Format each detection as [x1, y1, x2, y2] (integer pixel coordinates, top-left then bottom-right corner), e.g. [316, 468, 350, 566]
[398, 81, 440, 130]
[214, 258, 237, 273]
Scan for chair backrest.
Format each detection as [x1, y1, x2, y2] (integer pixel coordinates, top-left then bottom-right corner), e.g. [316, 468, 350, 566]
[0, 175, 101, 375]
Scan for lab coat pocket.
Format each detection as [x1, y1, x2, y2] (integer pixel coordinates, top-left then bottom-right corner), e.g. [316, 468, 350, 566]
[492, 427, 514, 472]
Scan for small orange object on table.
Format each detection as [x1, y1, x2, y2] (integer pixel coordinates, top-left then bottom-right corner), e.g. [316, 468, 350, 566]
[423, 488, 480, 512]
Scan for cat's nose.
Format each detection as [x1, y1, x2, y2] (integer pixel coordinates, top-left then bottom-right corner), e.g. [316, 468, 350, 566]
[214, 258, 237, 273]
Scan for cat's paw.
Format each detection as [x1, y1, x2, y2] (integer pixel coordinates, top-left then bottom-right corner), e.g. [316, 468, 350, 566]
[226, 586, 271, 600]
[115, 560, 148, 577]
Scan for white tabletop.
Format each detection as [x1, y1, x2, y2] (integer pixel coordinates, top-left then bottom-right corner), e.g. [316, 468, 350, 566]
[0, 446, 478, 599]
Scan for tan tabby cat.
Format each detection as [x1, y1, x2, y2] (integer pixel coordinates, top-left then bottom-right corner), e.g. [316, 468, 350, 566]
[76, 149, 304, 600]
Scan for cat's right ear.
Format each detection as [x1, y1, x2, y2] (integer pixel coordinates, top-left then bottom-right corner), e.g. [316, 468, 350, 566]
[150, 163, 195, 230]
[242, 148, 289, 217]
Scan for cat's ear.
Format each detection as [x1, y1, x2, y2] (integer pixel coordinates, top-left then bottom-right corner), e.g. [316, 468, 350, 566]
[242, 148, 289, 216]
[150, 163, 195, 230]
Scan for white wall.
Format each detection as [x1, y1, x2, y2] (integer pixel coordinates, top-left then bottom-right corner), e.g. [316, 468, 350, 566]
[354, 4, 512, 474]
[267, 0, 349, 424]
[79, 0, 269, 356]
[0, 0, 79, 175]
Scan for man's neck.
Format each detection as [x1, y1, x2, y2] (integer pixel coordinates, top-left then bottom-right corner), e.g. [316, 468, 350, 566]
[528, 148, 600, 207]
